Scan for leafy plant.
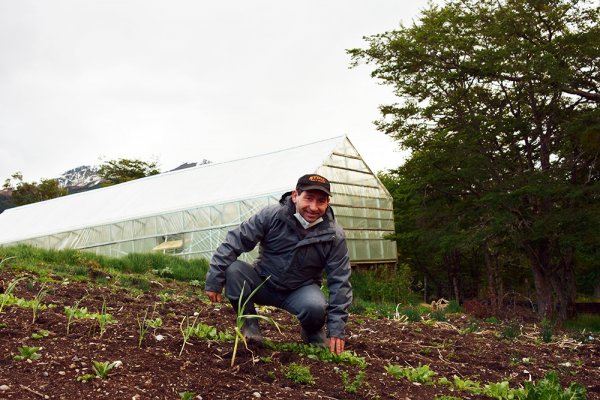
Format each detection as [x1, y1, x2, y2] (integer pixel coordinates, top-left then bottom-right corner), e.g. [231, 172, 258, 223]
[430, 309, 447, 322]
[338, 368, 367, 393]
[31, 282, 48, 324]
[91, 360, 119, 379]
[540, 319, 554, 343]
[159, 290, 174, 303]
[31, 329, 50, 340]
[231, 278, 281, 367]
[284, 363, 314, 385]
[385, 364, 437, 384]
[179, 392, 196, 400]
[451, 375, 481, 394]
[523, 371, 586, 400]
[400, 306, 422, 322]
[264, 341, 367, 368]
[460, 321, 480, 335]
[0, 276, 26, 313]
[500, 321, 521, 340]
[483, 380, 525, 399]
[13, 345, 41, 361]
[64, 295, 88, 334]
[184, 321, 233, 342]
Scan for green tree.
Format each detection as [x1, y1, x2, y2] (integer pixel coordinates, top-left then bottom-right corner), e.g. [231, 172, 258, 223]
[351, 0, 600, 319]
[3, 172, 68, 206]
[98, 158, 160, 185]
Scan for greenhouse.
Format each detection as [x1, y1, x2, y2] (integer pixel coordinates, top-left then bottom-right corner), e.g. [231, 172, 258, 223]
[0, 136, 397, 266]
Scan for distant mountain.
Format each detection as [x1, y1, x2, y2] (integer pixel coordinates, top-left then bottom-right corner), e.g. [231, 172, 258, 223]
[57, 165, 103, 193]
[0, 160, 213, 213]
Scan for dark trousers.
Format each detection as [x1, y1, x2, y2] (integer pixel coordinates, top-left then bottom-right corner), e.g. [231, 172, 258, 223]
[224, 260, 327, 334]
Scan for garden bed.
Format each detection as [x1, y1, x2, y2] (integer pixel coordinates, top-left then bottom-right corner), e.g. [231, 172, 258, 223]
[1, 269, 598, 399]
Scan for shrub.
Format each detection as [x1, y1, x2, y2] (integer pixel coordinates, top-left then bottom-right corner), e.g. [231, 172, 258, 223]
[351, 264, 414, 304]
[500, 321, 521, 340]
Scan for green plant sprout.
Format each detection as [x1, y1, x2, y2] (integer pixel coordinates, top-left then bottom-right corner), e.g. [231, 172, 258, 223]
[13, 345, 41, 361]
[385, 364, 437, 384]
[540, 319, 554, 343]
[31, 329, 50, 340]
[91, 360, 119, 379]
[179, 313, 200, 356]
[264, 341, 367, 368]
[137, 304, 161, 348]
[184, 321, 233, 342]
[64, 294, 88, 334]
[31, 282, 48, 324]
[0, 276, 26, 314]
[284, 362, 314, 384]
[179, 392, 196, 400]
[231, 278, 281, 368]
[96, 297, 117, 337]
[451, 375, 482, 394]
[337, 368, 367, 393]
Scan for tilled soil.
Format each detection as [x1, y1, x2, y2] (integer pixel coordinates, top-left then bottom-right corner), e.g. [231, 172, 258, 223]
[0, 269, 598, 400]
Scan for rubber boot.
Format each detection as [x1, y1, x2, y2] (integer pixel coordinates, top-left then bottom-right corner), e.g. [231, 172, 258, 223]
[241, 318, 263, 343]
[300, 327, 327, 347]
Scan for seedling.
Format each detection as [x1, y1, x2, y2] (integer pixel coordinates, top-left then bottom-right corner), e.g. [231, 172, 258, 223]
[337, 368, 367, 393]
[451, 375, 482, 394]
[231, 277, 281, 367]
[179, 313, 200, 356]
[284, 362, 314, 384]
[385, 363, 437, 384]
[264, 341, 367, 368]
[500, 321, 521, 340]
[540, 319, 554, 343]
[13, 345, 41, 361]
[91, 360, 118, 379]
[137, 304, 161, 348]
[31, 282, 48, 324]
[0, 276, 26, 314]
[96, 298, 117, 337]
[184, 321, 233, 342]
[31, 329, 50, 340]
[64, 294, 88, 334]
[179, 392, 196, 400]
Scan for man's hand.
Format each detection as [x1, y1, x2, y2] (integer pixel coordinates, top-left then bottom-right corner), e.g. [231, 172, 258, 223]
[328, 336, 345, 355]
[206, 291, 222, 303]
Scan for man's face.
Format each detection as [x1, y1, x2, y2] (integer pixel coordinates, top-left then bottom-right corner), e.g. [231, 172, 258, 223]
[292, 189, 330, 223]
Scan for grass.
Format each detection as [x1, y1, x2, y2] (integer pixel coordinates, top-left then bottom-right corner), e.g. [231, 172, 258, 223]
[3, 245, 600, 337]
[0, 245, 209, 287]
[564, 313, 600, 333]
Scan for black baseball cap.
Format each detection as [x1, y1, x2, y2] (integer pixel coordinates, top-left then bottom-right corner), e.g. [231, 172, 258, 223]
[296, 174, 331, 196]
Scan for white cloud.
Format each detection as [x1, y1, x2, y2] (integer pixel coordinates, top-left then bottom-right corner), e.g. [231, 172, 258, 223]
[0, 0, 431, 181]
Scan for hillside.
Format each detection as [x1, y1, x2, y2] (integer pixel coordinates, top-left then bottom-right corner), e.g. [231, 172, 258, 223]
[0, 249, 598, 399]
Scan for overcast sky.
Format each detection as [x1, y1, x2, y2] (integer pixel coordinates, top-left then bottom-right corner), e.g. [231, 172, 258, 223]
[0, 1, 433, 182]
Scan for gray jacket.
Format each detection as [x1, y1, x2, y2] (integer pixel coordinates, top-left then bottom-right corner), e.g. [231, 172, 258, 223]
[205, 194, 352, 338]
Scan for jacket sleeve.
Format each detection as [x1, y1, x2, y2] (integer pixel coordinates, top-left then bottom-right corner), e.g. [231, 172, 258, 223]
[325, 227, 353, 339]
[204, 206, 272, 293]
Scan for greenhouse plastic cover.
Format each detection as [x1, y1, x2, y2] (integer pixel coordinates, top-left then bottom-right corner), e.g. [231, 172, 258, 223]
[0, 136, 347, 244]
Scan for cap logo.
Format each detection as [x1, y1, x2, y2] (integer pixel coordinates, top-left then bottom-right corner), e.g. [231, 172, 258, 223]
[308, 175, 327, 183]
